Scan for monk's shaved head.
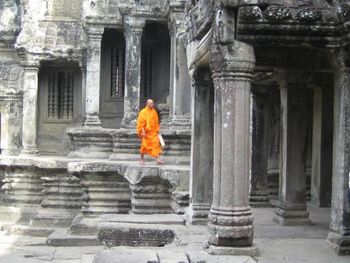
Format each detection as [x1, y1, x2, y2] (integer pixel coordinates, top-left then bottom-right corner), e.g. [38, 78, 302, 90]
[146, 99, 154, 108]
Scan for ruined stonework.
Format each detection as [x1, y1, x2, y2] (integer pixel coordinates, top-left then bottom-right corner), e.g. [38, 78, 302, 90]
[0, 0, 350, 261]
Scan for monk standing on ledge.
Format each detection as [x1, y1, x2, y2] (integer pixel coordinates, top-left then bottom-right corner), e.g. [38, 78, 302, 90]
[137, 99, 164, 165]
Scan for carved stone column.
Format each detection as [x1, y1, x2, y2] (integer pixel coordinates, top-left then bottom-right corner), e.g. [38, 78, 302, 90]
[311, 80, 333, 207]
[122, 16, 145, 127]
[267, 88, 280, 206]
[186, 68, 214, 225]
[1, 93, 22, 156]
[168, 12, 191, 129]
[207, 41, 258, 256]
[327, 53, 350, 255]
[250, 87, 270, 207]
[84, 26, 104, 127]
[20, 59, 40, 155]
[274, 76, 311, 225]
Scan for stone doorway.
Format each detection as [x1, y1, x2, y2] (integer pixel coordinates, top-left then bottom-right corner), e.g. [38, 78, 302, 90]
[100, 29, 126, 129]
[140, 22, 170, 110]
[37, 62, 82, 155]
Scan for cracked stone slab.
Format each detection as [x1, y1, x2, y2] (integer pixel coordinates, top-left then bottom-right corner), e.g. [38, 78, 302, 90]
[93, 249, 158, 263]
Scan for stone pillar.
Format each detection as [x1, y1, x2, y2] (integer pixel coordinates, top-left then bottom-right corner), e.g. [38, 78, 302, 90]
[20, 60, 40, 155]
[169, 12, 191, 128]
[186, 68, 214, 225]
[122, 16, 145, 127]
[327, 54, 350, 255]
[267, 89, 280, 206]
[207, 41, 258, 256]
[0, 93, 22, 156]
[273, 78, 311, 225]
[250, 87, 270, 207]
[311, 81, 333, 207]
[79, 60, 87, 124]
[84, 26, 104, 127]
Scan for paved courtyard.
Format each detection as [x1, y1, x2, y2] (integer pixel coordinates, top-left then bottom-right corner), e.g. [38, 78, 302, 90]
[0, 207, 348, 263]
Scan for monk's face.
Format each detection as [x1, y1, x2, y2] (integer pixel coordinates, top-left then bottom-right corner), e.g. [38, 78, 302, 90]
[146, 99, 154, 109]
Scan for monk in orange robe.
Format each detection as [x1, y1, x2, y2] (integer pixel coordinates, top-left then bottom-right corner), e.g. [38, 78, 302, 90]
[137, 99, 164, 165]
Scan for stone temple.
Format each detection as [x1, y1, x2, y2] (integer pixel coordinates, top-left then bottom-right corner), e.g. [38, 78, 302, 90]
[0, 0, 349, 262]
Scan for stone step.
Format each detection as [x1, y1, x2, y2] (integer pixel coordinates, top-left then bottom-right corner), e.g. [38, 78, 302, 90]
[93, 248, 257, 263]
[99, 214, 185, 225]
[8, 224, 56, 237]
[47, 228, 102, 247]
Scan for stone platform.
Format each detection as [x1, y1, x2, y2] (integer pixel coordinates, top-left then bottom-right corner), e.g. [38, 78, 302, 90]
[0, 155, 190, 246]
[0, 207, 348, 263]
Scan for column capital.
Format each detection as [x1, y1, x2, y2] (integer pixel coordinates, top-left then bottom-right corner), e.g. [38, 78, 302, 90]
[85, 26, 104, 39]
[124, 16, 145, 36]
[210, 41, 255, 81]
[18, 52, 40, 70]
[168, 11, 186, 35]
[192, 67, 212, 90]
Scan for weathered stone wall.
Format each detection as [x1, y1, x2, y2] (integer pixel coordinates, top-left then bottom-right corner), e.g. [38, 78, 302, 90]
[0, 0, 21, 46]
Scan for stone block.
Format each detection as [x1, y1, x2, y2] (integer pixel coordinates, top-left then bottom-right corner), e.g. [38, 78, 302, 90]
[187, 250, 257, 263]
[98, 222, 176, 247]
[157, 251, 189, 263]
[93, 249, 158, 263]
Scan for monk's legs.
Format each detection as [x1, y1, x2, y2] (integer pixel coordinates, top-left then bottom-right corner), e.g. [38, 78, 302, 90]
[140, 153, 145, 165]
[156, 156, 165, 165]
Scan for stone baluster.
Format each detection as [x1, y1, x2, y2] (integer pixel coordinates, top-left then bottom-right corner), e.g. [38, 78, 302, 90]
[84, 26, 104, 127]
[327, 52, 350, 255]
[206, 41, 258, 256]
[273, 74, 311, 225]
[20, 59, 40, 155]
[122, 16, 145, 127]
[79, 59, 87, 124]
[186, 68, 214, 224]
[250, 86, 270, 207]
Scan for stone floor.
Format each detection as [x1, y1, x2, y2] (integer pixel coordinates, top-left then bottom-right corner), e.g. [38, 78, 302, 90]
[0, 206, 349, 263]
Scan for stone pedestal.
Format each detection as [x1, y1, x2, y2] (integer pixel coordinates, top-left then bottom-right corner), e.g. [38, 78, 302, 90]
[75, 171, 131, 215]
[30, 169, 84, 227]
[122, 16, 145, 127]
[20, 60, 40, 155]
[131, 176, 173, 214]
[84, 26, 104, 127]
[2, 165, 44, 221]
[207, 41, 258, 256]
[250, 87, 270, 207]
[67, 128, 113, 159]
[327, 60, 350, 255]
[274, 82, 311, 226]
[311, 80, 333, 207]
[186, 68, 214, 225]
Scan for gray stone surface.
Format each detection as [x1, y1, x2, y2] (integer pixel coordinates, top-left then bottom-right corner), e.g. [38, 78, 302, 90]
[274, 82, 311, 226]
[327, 54, 350, 255]
[98, 222, 178, 247]
[250, 86, 270, 207]
[311, 81, 333, 207]
[208, 40, 256, 250]
[93, 249, 158, 263]
[186, 68, 213, 225]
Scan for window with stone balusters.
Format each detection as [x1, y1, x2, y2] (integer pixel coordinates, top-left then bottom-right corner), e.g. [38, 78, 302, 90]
[47, 69, 75, 121]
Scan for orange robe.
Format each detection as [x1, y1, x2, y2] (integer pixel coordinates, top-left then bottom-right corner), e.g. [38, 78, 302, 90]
[136, 107, 162, 158]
